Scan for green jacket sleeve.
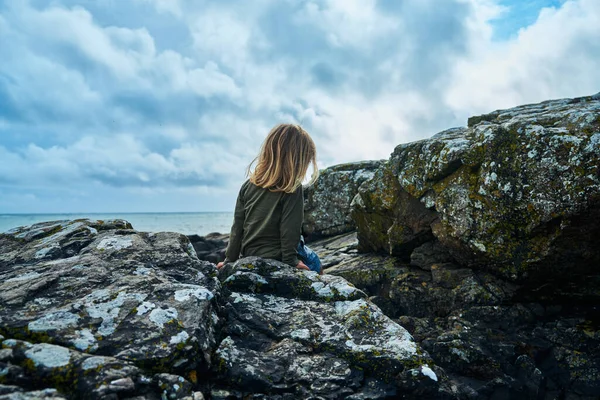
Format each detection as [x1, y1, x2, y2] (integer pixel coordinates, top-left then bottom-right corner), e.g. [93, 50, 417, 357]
[279, 185, 303, 267]
[224, 183, 246, 263]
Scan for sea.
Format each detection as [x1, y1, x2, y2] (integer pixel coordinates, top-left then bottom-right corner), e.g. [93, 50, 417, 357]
[0, 212, 234, 236]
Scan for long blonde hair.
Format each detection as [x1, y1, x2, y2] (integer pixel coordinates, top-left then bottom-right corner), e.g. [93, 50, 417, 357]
[248, 124, 318, 193]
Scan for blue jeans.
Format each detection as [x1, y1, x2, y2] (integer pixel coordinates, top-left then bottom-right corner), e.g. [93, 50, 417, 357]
[297, 237, 322, 273]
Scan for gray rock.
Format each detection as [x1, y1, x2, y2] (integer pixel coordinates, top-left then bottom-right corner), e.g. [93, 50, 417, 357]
[303, 160, 382, 239]
[187, 233, 228, 264]
[353, 93, 600, 281]
[1, 337, 148, 399]
[313, 231, 599, 399]
[0, 219, 218, 399]
[214, 257, 454, 399]
[154, 373, 193, 399]
[0, 388, 67, 400]
[410, 240, 454, 270]
[219, 256, 367, 302]
[0, 220, 459, 399]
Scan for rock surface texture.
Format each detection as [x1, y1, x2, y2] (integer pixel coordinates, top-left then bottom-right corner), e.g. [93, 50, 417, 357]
[313, 231, 600, 399]
[0, 220, 453, 399]
[188, 233, 228, 264]
[0, 219, 218, 399]
[353, 93, 600, 281]
[303, 160, 382, 240]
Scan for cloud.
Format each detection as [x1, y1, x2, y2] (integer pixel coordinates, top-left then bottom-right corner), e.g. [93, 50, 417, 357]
[446, 0, 600, 116]
[0, 0, 598, 212]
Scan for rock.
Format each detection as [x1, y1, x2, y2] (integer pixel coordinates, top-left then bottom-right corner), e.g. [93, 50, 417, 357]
[187, 233, 228, 264]
[0, 219, 218, 399]
[410, 240, 454, 270]
[219, 256, 367, 302]
[322, 254, 402, 296]
[1, 337, 147, 399]
[0, 388, 67, 399]
[154, 373, 194, 399]
[303, 160, 382, 239]
[214, 256, 456, 399]
[308, 229, 599, 399]
[352, 93, 600, 281]
[430, 263, 474, 288]
[351, 163, 437, 259]
[0, 220, 462, 399]
[308, 231, 360, 268]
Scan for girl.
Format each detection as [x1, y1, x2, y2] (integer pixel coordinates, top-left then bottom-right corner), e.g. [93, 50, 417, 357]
[216, 123, 322, 274]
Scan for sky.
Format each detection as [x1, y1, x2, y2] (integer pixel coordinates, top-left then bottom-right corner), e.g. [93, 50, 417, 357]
[0, 0, 599, 213]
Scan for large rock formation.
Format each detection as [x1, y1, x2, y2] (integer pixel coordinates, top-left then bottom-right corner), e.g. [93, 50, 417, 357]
[194, 228, 600, 399]
[0, 219, 454, 399]
[303, 160, 382, 239]
[309, 232, 600, 400]
[352, 93, 600, 281]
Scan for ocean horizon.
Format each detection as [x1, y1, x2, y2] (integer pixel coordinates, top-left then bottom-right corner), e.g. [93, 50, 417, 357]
[0, 212, 234, 236]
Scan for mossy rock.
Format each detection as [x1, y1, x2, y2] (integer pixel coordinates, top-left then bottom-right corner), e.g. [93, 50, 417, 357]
[353, 93, 600, 282]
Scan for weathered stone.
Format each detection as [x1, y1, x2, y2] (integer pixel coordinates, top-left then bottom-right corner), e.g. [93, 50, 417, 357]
[1, 337, 149, 399]
[154, 373, 193, 399]
[219, 256, 367, 302]
[214, 256, 455, 399]
[0, 220, 220, 399]
[308, 227, 599, 399]
[353, 93, 600, 281]
[0, 220, 465, 399]
[303, 160, 382, 239]
[430, 263, 474, 288]
[352, 163, 437, 259]
[322, 254, 402, 296]
[0, 388, 67, 399]
[187, 233, 228, 264]
[410, 240, 454, 270]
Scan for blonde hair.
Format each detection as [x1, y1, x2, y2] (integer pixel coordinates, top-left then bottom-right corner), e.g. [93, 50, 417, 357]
[248, 124, 318, 193]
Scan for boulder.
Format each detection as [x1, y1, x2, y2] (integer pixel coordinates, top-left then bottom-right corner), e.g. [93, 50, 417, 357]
[0, 219, 218, 399]
[187, 232, 228, 263]
[303, 160, 382, 239]
[0, 220, 457, 399]
[214, 256, 455, 399]
[312, 233, 600, 399]
[353, 93, 600, 281]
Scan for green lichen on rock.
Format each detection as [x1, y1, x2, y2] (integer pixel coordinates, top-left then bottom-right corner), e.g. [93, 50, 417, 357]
[353, 93, 600, 281]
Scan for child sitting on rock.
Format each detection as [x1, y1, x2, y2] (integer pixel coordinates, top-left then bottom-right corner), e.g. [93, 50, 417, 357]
[217, 123, 322, 274]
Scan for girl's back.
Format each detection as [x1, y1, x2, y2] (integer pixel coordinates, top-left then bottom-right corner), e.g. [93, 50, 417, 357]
[230, 179, 303, 266]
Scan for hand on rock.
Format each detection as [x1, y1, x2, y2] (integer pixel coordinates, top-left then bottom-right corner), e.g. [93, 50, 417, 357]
[217, 261, 225, 269]
[296, 261, 310, 271]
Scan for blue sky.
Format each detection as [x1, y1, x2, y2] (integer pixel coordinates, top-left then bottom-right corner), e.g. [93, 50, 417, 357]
[492, 0, 566, 39]
[0, 0, 598, 213]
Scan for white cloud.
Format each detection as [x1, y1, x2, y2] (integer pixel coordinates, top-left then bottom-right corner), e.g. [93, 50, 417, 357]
[0, 0, 598, 212]
[187, 62, 241, 98]
[136, 0, 183, 17]
[298, 0, 399, 50]
[446, 0, 600, 115]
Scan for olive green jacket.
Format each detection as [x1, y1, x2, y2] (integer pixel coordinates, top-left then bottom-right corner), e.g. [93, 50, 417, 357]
[224, 180, 303, 266]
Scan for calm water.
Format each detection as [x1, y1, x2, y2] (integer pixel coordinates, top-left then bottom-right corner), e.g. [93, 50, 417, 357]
[0, 213, 234, 236]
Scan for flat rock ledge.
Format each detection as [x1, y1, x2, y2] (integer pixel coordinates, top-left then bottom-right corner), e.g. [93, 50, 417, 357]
[0, 219, 455, 399]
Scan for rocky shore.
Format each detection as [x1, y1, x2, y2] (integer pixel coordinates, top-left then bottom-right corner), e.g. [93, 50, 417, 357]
[1, 93, 599, 399]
